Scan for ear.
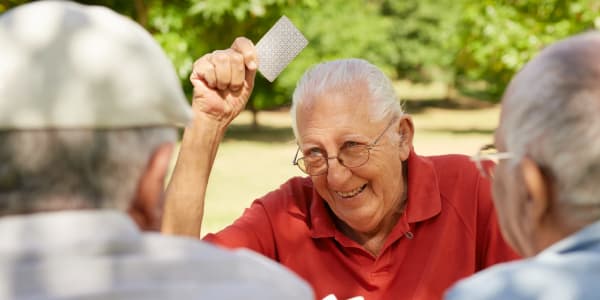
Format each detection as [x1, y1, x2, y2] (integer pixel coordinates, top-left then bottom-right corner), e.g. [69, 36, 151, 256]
[128, 143, 175, 231]
[397, 114, 414, 161]
[520, 157, 550, 230]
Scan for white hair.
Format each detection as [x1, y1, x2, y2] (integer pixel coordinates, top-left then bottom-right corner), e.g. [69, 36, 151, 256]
[0, 127, 176, 215]
[290, 59, 403, 139]
[502, 31, 600, 223]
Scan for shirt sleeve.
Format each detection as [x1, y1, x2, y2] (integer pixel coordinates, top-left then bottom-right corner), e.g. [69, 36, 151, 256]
[203, 199, 278, 260]
[475, 174, 521, 269]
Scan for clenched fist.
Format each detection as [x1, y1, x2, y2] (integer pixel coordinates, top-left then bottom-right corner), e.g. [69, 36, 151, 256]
[190, 37, 257, 124]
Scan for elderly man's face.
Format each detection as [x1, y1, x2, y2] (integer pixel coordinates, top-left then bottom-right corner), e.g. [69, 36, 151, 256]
[295, 81, 409, 234]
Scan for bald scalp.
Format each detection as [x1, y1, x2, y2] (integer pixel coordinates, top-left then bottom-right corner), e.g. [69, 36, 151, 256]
[500, 31, 600, 225]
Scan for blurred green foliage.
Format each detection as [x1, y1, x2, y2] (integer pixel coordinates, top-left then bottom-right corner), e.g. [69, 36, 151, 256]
[2, 0, 599, 118]
[455, 0, 600, 100]
[382, 0, 461, 84]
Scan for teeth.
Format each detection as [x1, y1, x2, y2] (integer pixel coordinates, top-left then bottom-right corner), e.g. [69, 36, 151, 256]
[336, 184, 366, 198]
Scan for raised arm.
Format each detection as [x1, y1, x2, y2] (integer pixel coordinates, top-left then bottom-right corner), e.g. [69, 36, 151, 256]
[162, 37, 257, 237]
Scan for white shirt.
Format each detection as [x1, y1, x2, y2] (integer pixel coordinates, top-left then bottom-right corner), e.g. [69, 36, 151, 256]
[0, 210, 314, 299]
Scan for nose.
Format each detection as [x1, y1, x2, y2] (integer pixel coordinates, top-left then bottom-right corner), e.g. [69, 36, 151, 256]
[326, 156, 352, 185]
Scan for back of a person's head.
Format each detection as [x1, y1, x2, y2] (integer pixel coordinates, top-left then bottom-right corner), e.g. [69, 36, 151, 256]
[501, 31, 600, 225]
[0, 1, 192, 216]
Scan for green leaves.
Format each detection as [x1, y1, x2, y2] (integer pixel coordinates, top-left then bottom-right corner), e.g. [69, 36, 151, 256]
[4, 0, 599, 110]
[455, 0, 600, 100]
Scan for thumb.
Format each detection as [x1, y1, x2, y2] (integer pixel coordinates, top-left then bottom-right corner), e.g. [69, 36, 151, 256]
[245, 67, 257, 91]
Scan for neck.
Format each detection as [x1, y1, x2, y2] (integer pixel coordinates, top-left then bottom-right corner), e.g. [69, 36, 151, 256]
[335, 199, 407, 257]
[530, 206, 593, 255]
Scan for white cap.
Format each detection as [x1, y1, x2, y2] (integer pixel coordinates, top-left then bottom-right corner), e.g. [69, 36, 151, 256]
[0, 1, 193, 129]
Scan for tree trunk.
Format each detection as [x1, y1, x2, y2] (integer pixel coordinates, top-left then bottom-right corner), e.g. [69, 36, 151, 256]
[445, 73, 457, 101]
[249, 98, 259, 130]
[251, 109, 259, 130]
[445, 83, 453, 101]
[134, 0, 148, 28]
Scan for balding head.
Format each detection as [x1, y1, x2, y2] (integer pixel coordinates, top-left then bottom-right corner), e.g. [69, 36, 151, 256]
[499, 31, 600, 225]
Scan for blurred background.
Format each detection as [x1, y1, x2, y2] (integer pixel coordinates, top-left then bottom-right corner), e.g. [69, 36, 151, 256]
[2, 0, 599, 233]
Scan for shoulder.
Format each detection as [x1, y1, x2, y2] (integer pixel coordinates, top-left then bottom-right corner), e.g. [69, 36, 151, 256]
[423, 153, 489, 210]
[446, 254, 600, 300]
[203, 177, 317, 253]
[256, 176, 315, 216]
[140, 233, 314, 299]
[412, 153, 483, 200]
[0, 230, 313, 300]
[428, 154, 480, 183]
[266, 176, 314, 199]
[444, 260, 530, 300]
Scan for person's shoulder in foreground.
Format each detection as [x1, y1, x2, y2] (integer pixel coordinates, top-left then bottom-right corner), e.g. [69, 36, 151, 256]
[0, 1, 313, 299]
[445, 31, 600, 300]
[0, 210, 314, 299]
[446, 220, 600, 300]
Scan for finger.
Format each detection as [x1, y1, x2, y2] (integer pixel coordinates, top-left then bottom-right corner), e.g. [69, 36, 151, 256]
[244, 65, 257, 92]
[231, 37, 257, 90]
[191, 54, 216, 89]
[210, 50, 231, 91]
[227, 49, 245, 91]
[231, 36, 257, 71]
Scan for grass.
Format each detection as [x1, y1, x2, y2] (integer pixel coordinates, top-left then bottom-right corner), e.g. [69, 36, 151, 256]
[169, 82, 502, 235]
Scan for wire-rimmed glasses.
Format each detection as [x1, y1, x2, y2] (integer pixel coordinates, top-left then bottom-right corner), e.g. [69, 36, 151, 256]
[292, 117, 397, 176]
[470, 143, 513, 178]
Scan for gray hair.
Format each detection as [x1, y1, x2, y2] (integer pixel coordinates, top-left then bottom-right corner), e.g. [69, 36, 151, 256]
[290, 59, 403, 139]
[502, 31, 600, 224]
[0, 127, 176, 216]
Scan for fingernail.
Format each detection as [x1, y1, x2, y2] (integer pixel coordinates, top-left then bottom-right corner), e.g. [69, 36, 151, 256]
[248, 61, 257, 70]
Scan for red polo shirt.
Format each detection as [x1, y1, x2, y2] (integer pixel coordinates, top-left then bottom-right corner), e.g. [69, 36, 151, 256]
[204, 150, 519, 299]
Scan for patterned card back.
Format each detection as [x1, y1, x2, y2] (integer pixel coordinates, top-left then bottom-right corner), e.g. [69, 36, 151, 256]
[255, 16, 308, 82]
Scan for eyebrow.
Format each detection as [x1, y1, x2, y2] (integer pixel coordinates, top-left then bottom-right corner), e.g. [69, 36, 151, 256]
[299, 133, 370, 147]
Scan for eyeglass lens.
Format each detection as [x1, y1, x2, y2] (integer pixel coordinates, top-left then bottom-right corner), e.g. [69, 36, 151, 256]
[297, 144, 371, 175]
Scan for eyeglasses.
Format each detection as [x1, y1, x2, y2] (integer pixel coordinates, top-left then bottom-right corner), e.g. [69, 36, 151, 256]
[292, 117, 397, 176]
[470, 144, 513, 178]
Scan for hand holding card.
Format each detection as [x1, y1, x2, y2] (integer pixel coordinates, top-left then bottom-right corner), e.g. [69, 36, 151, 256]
[188, 17, 307, 125]
[255, 16, 308, 82]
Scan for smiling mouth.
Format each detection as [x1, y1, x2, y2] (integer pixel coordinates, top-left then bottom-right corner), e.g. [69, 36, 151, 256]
[336, 184, 367, 198]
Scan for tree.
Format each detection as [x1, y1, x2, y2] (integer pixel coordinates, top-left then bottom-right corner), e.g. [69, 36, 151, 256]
[2, 0, 397, 127]
[148, 0, 396, 128]
[381, 0, 461, 91]
[148, 0, 316, 128]
[7, 0, 597, 110]
[454, 0, 600, 101]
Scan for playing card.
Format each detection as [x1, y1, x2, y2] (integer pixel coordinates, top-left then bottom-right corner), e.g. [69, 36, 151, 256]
[255, 16, 308, 82]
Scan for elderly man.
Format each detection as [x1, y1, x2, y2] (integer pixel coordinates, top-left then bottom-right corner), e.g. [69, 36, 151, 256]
[0, 2, 313, 299]
[445, 31, 600, 299]
[163, 35, 518, 298]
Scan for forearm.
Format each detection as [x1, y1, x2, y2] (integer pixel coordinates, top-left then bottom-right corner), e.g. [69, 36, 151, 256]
[162, 36, 256, 237]
[161, 115, 227, 237]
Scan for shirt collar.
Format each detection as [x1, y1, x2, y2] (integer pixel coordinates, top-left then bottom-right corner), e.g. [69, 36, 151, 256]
[305, 148, 442, 238]
[308, 184, 337, 238]
[404, 148, 442, 223]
